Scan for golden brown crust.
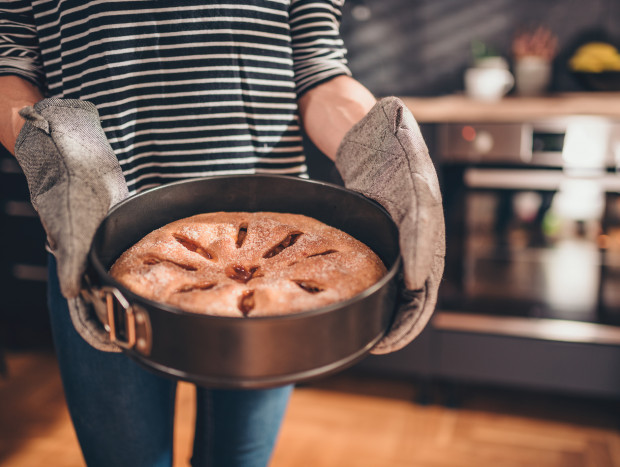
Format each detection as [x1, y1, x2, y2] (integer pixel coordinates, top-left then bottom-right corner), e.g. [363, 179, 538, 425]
[109, 212, 387, 317]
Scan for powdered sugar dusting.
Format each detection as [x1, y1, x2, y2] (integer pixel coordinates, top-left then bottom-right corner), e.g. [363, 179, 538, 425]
[110, 212, 387, 317]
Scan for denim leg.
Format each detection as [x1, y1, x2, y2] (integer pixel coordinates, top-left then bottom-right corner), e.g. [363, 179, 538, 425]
[47, 255, 177, 467]
[192, 385, 293, 467]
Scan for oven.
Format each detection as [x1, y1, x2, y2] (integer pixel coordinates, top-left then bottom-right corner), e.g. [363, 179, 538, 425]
[440, 118, 620, 328]
[361, 116, 620, 398]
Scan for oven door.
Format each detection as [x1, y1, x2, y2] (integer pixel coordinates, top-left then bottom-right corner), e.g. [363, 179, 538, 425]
[441, 164, 620, 330]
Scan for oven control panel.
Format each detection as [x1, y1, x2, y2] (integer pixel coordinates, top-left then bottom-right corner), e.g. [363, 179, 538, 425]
[438, 118, 620, 168]
[439, 123, 531, 164]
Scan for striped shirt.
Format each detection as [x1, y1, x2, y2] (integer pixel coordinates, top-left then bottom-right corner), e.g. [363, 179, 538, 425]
[0, 0, 351, 194]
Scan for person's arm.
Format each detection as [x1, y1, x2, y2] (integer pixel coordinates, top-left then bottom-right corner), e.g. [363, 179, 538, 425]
[289, 0, 374, 159]
[0, 0, 45, 154]
[0, 76, 43, 155]
[298, 75, 376, 161]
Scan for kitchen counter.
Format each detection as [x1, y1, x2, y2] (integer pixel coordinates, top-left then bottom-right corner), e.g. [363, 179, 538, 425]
[401, 92, 620, 123]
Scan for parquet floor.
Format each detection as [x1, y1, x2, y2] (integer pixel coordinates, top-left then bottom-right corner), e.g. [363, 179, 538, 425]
[1, 351, 619, 467]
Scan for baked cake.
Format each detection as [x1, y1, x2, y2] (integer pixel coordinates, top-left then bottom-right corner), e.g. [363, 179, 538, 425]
[109, 212, 386, 317]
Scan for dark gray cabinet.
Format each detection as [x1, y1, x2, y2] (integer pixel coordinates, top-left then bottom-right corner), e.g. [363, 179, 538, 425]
[0, 147, 50, 349]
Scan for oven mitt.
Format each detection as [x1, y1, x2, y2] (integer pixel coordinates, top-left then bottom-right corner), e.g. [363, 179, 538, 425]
[14, 98, 128, 352]
[335, 96, 445, 354]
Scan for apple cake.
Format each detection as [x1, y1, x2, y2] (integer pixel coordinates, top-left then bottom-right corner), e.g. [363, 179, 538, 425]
[109, 212, 386, 317]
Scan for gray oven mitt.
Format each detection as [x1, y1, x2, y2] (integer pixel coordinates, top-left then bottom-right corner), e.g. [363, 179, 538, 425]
[335, 96, 445, 354]
[14, 98, 128, 352]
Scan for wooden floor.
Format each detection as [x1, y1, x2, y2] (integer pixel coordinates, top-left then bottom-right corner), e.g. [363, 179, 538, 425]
[1, 351, 619, 467]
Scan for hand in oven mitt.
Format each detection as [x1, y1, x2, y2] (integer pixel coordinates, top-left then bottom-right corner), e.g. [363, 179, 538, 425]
[14, 98, 128, 351]
[335, 97, 445, 354]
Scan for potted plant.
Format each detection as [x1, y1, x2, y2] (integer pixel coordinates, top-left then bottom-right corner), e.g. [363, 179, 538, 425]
[512, 26, 558, 96]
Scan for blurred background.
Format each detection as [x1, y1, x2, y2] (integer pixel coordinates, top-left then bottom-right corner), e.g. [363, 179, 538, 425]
[340, 0, 619, 96]
[2, 1, 620, 466]
[321, 0, 620, 401]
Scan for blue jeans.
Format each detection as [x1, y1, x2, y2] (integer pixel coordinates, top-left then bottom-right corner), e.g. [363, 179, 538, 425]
[47, 255, 292, 467]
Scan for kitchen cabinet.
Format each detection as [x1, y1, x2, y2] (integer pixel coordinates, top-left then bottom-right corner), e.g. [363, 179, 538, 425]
[0, 147, 50, 349]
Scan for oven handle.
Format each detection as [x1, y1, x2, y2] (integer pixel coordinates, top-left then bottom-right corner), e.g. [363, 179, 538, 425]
[464, 168, 620, 192]
[433, 311, 620, 345]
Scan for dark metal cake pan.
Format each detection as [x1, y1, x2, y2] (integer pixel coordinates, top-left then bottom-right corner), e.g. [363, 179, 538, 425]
[85, 175, 401, 388]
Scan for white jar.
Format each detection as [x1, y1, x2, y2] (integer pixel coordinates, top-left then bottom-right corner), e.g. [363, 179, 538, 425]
[514, 56, 552, 96]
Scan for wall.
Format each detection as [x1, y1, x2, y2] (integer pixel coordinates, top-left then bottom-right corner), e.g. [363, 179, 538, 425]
[340, 0, 620, 96]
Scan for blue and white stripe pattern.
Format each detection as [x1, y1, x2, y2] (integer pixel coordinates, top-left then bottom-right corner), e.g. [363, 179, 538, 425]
[0, 0, 350, 193]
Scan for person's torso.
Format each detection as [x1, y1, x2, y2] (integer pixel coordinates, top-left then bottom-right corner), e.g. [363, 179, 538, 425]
[32, 0, 305, 193]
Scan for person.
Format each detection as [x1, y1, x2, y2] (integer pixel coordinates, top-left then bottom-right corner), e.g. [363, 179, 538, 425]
[0, 1, 444, 466]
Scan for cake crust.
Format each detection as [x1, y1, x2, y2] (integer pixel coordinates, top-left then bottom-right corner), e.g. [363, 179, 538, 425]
[109, 212, 387, 317]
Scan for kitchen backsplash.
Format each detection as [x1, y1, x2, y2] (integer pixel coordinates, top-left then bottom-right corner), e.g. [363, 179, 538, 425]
[340, 0, 620, 96]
